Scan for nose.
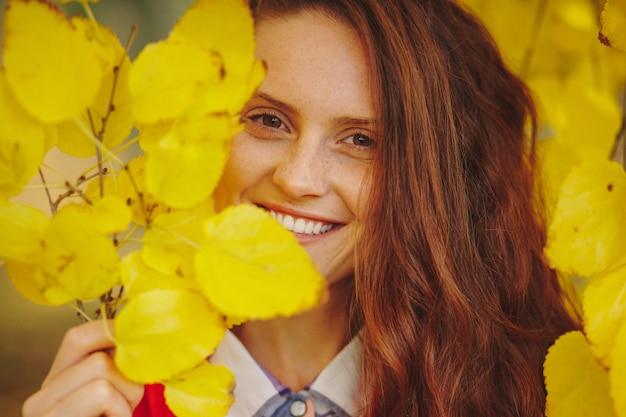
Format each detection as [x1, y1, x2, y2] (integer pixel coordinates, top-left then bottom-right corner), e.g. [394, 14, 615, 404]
[273, 134, 331, 199]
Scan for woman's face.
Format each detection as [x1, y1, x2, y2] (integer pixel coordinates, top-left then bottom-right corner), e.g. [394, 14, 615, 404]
[214, 10, 375, 285]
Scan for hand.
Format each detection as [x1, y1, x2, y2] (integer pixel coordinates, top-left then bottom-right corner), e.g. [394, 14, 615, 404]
[22, 320, 144, 417]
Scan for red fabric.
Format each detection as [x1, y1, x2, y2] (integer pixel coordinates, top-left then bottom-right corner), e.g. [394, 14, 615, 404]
[133, 384, 176, 417]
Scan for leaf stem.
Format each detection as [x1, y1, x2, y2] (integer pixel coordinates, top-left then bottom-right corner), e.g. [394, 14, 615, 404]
[80, 0, 103, 42]
[38, 169, 57, 216]
[41, 162, 93, 207]
[154, 222, 202, 250]
[72, 118, 125, 166]
[72, 300, 92, 323]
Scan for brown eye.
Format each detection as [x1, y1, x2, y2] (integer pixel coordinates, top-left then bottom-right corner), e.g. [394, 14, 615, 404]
[250, 114, 283, 129]
[351, 133, 373, 147]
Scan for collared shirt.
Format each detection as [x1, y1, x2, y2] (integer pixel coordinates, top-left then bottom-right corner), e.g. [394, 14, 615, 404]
[133, 331, 362, 417]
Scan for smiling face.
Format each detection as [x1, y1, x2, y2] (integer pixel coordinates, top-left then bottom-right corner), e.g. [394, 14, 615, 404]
[214, 10, 375, 285]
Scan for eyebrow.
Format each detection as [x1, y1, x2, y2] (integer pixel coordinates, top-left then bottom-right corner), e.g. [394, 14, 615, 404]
[252, 92, 376, 129]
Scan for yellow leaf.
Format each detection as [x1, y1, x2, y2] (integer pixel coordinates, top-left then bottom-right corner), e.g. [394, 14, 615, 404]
[611, 321, 626, 417]
[536, 139, 581, 219]
[5, 260, 52, 305]
[0, 202, 48, 263]
[145, 126, 230, 209]
[38, 205, 120, 304]
[90, 195, 132, 234]
[544, 331, 617, 417]
[114, 289, 226, 383]
[0, 69, 47, 199]
[584, 263, 626, 367]
[170, 0, 264, 116]
[128, 40, 221, 125]
[600, 0, 626, 52]
[84, 156, 170, 226]
[56, 20, 133, 157]
[529, 74, 620, 163]
[545, 160, 626, 277]
[169, 0, 254, 82]
[195, 204, 327, 320]
[164, 362, 234, 417]
[3, 0, 104, 123]
[137, 121, 175, 154]
[121, 251, 198, 299]
[143, 212, 204, 277]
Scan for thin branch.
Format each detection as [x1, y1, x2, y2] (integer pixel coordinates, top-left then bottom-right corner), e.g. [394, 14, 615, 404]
[38, 169, 57, 216]
[72, 118, 125, 166]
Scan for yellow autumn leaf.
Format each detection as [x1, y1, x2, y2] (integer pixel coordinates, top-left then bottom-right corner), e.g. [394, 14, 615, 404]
[584, 262, 626, 368]
[0, 202, 49, 263]
[136, 121, 175, 154]
[536, 139, 581, 218]
[460, 0, 539, 72]
[121, 251, 198, 299]
[0, 69, 48, 200]
[600, 0, 626, 52]
[114, 288, 226, 383]
[543, 0, 597, 56]
[189, 59, 265, 117]
[128, 40, 222, 125]
[38, 205, 120, 305]
[164, 361, 234, 417]
[544, 160, 626, 277]
[3, 0, 104, 123]
[195, 204, 327, 320]
[57, 20, 133, 157]
[84, 156, 170, 226]
[528, 74, 620, 163]
[89, 195, 132, 234]
[145, 129, 229, 209]
[4, 260, 51, 305]
[169, 0, 264, 116]
[611, 321, 626, 417]
[169, 0, 254, 81]
[142, 212, 204, 277]
[544, 331, 617, 417]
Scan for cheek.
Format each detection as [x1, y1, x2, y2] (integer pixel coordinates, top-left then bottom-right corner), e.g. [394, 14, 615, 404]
[213, 135, 275, 211]
[339, 163, 373, 221]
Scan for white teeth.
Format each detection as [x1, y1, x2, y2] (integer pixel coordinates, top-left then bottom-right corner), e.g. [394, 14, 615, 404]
[283, 215, 295, 230]
[293, 218, 306, 233]
[269, 210, 333, 236]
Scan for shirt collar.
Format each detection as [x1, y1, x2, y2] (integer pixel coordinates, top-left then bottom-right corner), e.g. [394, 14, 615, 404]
[211, 330, 362, 416]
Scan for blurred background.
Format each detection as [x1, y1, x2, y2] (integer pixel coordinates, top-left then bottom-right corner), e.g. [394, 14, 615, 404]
[0, 1, 193, 415]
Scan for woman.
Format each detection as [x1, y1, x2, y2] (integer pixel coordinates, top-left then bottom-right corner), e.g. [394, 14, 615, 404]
[22, 0, 579, 416]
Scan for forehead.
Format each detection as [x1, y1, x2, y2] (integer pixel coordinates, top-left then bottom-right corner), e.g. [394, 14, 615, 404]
[254, 10, 374, 122]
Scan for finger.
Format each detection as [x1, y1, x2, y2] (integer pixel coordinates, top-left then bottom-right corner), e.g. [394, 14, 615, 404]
[25, 350, 144, 416]
[303, 399, 315, 417]
[45, 320, 116, 383]
[24, 378, 134, 417]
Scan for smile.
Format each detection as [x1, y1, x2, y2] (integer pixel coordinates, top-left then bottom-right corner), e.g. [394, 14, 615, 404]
[269, 210, 337, 236]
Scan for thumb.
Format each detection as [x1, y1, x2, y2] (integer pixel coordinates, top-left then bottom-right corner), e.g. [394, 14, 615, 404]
[303, 399, 315, 417]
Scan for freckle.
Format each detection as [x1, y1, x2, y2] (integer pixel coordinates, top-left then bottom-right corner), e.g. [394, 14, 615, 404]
[573, 227, 579, 233]
[608, 183, 613, 192]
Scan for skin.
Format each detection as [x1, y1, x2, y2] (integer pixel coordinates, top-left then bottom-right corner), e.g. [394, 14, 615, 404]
[23, 10, 373, 417]
[214, 10, 374, 391]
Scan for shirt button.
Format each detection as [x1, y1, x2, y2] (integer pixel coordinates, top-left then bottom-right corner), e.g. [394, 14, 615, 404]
[289, 399, 308, 417]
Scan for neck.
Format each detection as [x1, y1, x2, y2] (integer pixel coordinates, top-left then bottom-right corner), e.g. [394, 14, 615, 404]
[232, 278, 353, 391]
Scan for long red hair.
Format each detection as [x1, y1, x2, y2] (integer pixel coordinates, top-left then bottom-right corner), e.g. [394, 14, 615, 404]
[251, 1, 579, 416]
